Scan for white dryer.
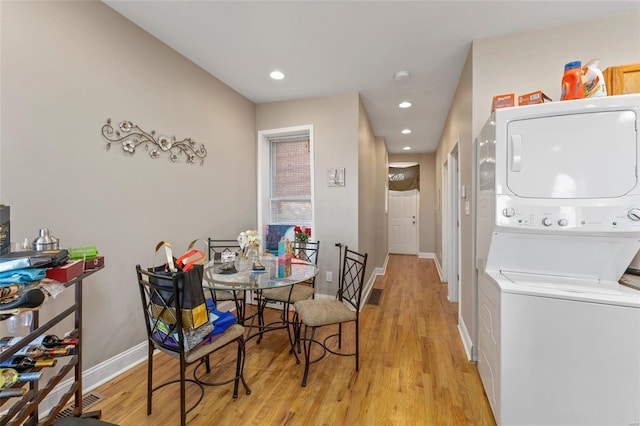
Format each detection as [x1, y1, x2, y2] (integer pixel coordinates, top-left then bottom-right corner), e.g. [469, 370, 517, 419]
[476, 94, 640, 425]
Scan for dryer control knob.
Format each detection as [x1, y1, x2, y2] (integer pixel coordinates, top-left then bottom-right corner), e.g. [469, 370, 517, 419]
[542, 217, 553, 227]
[627, 208, 640, 221]
[502, 208, 515, 218]
[558, 218, 569, 227]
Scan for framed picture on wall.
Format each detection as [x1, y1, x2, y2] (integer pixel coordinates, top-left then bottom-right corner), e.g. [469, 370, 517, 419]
[327, 167, 345, 186]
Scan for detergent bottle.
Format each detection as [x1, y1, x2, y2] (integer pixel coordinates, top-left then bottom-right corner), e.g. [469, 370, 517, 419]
[560, 61, 584, 101]
[582, 59, 607, 98]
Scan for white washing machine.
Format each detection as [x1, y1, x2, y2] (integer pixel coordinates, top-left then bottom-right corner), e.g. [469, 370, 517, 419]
[478, 270, 640, 425]
[475, 94, 640, 425]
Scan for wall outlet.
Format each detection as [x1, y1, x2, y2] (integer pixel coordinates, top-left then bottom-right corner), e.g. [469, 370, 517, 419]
[326, 271, 332, 282]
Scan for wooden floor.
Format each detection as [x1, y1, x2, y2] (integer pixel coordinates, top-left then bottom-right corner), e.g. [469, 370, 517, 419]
[90, 255, 496, 425]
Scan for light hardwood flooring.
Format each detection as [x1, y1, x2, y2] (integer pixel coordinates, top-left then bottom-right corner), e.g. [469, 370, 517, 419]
[90, 255, 496, 425]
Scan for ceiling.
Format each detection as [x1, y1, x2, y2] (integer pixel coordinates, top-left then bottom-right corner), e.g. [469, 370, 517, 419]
[103, 1, 640, 154]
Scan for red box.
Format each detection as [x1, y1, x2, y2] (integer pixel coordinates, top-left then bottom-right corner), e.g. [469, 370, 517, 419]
[83, 256, 104, 271]
[46, 260, 84, 283]
[518, 90, 552, 106]
[492, 93, 515, 111]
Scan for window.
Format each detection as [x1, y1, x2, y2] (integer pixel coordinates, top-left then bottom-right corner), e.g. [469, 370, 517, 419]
[388, 164, 420, 191]
[270, 136, 312, 225]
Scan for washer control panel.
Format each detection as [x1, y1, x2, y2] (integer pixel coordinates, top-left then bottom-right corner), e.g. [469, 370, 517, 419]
[496, 195, 640, 232]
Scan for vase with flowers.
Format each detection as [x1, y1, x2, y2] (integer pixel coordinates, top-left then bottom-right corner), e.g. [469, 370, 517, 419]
[237, 230, 262, 271]
[294, 226, 311, 243]
[293, 226, 311, 259]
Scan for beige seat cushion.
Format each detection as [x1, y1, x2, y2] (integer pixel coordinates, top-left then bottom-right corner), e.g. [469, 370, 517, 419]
[212, 290, 240, 302]
[157, 323, 245, 364]
[294, 299, 356, 327]
[263, 285, 314, 304]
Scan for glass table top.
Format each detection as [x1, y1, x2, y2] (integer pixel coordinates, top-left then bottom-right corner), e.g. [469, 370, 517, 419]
[203, 258, 318, 291]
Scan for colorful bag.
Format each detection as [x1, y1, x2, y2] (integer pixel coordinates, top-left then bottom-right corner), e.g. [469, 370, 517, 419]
[205, 299, 237, 334]
[149, 242, 208, 330]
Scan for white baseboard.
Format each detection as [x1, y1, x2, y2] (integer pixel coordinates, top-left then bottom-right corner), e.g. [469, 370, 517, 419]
[458, 314, 474, 362]
[418, 251, 435, 258]
[381, 252, 389, 275]
[433, 256, 444, 282]
[39, 341, 148, 417]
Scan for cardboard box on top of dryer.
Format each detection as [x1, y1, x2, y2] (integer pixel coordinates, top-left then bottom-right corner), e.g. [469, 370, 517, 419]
[518, 90, 552, 106]
[492, 93, 515, 111]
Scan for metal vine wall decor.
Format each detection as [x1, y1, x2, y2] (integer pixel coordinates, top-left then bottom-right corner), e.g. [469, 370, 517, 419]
[101, 118, 207, 164]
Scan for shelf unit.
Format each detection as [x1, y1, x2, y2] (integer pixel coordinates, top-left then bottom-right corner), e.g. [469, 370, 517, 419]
[0, 266, 103, 425]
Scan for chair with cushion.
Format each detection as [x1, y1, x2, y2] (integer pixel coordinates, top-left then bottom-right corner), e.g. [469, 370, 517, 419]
[258, 241, 320, 352]
[293, 246, 367, 386]
[136, 265, 250, 426]
[207, 238, 246, 323]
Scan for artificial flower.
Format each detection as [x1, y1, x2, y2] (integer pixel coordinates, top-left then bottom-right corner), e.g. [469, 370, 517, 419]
[237, 230, 261, 250]
[294, 226, 311, 243]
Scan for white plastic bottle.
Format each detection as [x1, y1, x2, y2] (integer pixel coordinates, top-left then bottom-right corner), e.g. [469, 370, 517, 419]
[582, 59, 607, 97]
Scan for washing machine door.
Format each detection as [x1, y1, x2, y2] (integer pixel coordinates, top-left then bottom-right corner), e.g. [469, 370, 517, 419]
[506, 110, 637, 199]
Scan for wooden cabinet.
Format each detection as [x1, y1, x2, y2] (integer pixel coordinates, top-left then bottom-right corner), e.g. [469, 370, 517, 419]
[603, 63, 640, 95]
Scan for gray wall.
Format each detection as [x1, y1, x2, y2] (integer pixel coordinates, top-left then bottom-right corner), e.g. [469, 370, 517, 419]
[1, 1, 256, 369]
[435, 11, 640, 356]
[388, 152, 437, 254]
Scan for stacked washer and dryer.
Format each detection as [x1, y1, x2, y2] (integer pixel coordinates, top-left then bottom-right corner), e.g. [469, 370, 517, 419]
[475, 94, 640, 425]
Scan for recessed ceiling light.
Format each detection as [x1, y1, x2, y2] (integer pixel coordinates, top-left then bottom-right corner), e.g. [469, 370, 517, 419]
[403, 146, 412, 151]
[269, 70, 285, 80]
[399, 101, 412, 109]
[394, 71, 410, 81]
[402, 129, 412, 134]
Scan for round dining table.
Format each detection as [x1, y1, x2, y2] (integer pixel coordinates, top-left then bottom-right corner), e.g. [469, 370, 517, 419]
[202, 258, 319, 341]
[203, 258, 318, 291]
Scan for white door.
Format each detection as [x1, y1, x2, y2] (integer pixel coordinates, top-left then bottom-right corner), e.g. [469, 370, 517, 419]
[388, 189, 418, 254]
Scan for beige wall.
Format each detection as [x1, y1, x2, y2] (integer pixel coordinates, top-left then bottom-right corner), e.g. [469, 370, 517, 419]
[375, 136, 389, 264]
[388, 152, 437, 254]
[1, 1, 256, 368]
[435, 11, 640, 357]
[256, 93, 361, 294]
[358, 97, 387, 281]
[472, 11, 640, 138]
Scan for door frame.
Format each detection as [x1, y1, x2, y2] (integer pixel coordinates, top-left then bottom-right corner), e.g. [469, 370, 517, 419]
[443, 141, 460, 302]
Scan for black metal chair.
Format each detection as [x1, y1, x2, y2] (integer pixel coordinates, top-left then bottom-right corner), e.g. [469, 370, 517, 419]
[293, 246, 367, 386]
[258, 241, 320, 353]
[136, 265, 250, 426]
[207, 238, 247, 323]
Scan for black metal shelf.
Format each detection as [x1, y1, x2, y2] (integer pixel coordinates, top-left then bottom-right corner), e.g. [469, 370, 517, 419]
[0, 266, 103, 425]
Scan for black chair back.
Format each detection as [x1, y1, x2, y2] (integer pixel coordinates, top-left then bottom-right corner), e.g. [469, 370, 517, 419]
[338, 247, 368, 311]
[136, 265, 185, 353]
[207, 238, 242, 263]
[292, 240, 320, 265]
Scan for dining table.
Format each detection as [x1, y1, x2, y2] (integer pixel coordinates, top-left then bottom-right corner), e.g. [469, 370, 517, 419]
[202, 257, 319, 342]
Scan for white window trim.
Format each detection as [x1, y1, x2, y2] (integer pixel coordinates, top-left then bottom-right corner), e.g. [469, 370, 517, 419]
[257, 125, 315, 241]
